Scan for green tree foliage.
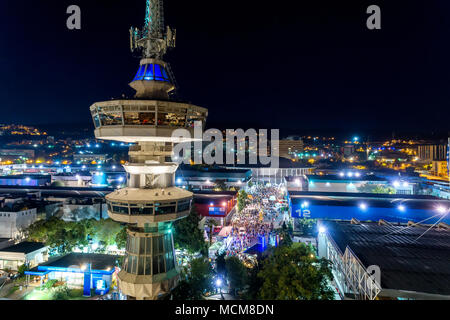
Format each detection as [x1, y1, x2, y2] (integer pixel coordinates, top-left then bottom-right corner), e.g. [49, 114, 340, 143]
[50, 181, 65, 187]
[278, 221, 293, 247]
[17, 264, 29, 276]
[295, 219, 317, 236]
[237, 189, 248, 212]
[26, 217, 126, 254]
[258, 243, 334, 300]
[173, 205, 207, 254]
[215, 251, 227, 277]
[358, 183, 395, 194]
[243, 263, 264, 300]
[87, 219, 123, 247]
[172, 258, 214, 300]
[214, 179, 227, 191]
[225, 256, 248, 296]
[115, 226, 127, 250]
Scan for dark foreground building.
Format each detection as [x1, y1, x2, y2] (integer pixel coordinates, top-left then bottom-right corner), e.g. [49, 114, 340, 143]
[318, 220, 450, 300]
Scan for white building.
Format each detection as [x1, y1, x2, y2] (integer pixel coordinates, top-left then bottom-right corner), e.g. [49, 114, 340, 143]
[0, 207, 37, 239]
[0, 242, 48, 271]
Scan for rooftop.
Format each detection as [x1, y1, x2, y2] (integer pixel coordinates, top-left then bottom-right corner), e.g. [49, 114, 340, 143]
[0, 242, 46, 254]
[30, 253, 117, 272]
[305, 174, 387, 182]
[106, 187, 192, 202]
[288, 190, 439, 201]
[321, 220, 450, 295]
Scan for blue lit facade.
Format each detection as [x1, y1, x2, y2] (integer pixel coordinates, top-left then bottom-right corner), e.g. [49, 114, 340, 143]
[133, 63, 171, 82]
[25, 253, 117, 296]
[288, 191, 450, 224]
[26, 265, 115, 295]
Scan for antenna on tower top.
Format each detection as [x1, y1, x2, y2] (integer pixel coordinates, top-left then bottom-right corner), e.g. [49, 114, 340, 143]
[130, 0, 176, 59]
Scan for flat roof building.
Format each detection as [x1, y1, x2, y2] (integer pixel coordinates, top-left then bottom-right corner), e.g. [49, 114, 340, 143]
[25, 253, 118, 296]
[317, 220, 450, 300]
[288, 190, 450, 224]
[0, 242, 47, 271]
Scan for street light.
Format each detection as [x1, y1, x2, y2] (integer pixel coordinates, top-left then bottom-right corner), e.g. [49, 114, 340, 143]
[215, 278, 224, 300]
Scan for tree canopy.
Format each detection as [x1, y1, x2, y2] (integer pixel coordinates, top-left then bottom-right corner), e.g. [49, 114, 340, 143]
[258, 243, 334, 300]
[358, 183, 395, 194]
[172, 257, 214, 300]
[25, 217, 126, 254]
[237, 189, 248, 212]
[173, 205, 207, 254]
[225, 256, 248, 296]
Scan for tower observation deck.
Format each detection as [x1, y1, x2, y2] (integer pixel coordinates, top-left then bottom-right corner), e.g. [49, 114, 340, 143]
[89, 0, 208, 300]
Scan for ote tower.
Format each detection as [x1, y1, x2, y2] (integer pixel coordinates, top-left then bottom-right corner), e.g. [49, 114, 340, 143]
[89, 0, 208, 299]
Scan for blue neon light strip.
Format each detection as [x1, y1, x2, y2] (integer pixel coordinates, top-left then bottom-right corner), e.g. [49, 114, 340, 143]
[133, 64, 171, 82]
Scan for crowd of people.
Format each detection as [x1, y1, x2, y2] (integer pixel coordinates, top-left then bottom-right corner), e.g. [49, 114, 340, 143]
[225, 183, 287, 257]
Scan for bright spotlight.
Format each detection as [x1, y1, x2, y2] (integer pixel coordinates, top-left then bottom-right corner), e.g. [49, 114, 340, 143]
[437, 206, 447, 214]
[393, 181, 400, 188]
[339, 172, 345, 177]
[402, 182, 409, 187]
[359, 203, 368, 210]
[118, 177, 124, 182]
[215, 279, 223, 287]
[318, 226, 326, 234]
[347, 172, 353, 177]
[398, 205, 406, 212]
[355, 172, 361, 177]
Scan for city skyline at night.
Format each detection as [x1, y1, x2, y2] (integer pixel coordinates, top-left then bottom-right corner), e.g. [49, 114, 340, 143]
[1, 1, 450, 135]
[0, 0, 450, 308]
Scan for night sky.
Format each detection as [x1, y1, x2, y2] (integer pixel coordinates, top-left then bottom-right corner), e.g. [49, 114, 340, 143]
[1, 0, 450, 137]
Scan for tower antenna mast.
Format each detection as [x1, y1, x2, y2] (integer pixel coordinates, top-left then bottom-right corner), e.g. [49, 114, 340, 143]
[130, 0, 176, 59]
